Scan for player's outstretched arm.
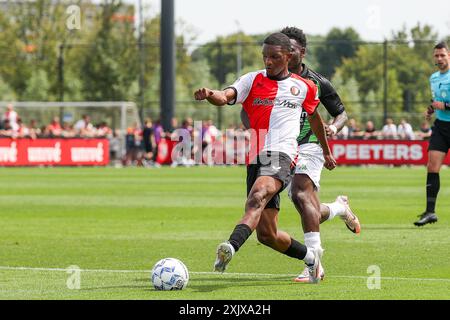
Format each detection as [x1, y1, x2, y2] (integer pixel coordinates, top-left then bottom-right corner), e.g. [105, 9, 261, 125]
[194, 88, 236, 107]
[308, 110, 336, 170]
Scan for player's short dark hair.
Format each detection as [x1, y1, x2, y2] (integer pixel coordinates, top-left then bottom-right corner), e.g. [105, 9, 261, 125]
[434, 41, 449, 51]
[281, 26, 307, 48]
[263, 32, 292, 52]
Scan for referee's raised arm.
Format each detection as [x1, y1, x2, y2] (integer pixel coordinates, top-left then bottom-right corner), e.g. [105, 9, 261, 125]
[194, 87, 236, 106]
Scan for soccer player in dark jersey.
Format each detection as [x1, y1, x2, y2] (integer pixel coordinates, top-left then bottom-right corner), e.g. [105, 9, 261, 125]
[241, 27, 361, 283]
[414, 41, 450, 226]
[194, 32, 336, 283]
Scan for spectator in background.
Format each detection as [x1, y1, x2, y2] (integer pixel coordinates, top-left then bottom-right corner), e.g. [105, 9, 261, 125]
[416, 121, 432, 140]
[170, 117, 179, 133]
[109, 130, 121, 163]
[363, 120, 379, 140]
[123, 126, 140, 166]
[0, 119, 13, 137]
[40, 124, 49, 137]
[61, 122, 75, 138]
[204, 119, 219, 146]
[397, 119, 415, 140]
[142, 118, 156, 166]
[347, 118, 363, 139]
[74, 114, 94, 137]
[16, 117, 29, 138]
[96, 121, 112, 137]
[28, 119, 40, 139]
[153, 119, 164, 162]
[181, 117, 194, 136]
[47, 116, 62, 137]
[3, 103, 19, 132]
[381, 118, 398, 139]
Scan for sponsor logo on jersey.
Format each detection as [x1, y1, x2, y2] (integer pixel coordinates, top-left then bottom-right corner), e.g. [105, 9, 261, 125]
[253, 97, 274, 106]
[290, 86, 300, 96]
[252, 97, 301, 109]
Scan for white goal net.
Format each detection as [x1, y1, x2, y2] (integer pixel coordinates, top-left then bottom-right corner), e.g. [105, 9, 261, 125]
[0, 101, 141, 159]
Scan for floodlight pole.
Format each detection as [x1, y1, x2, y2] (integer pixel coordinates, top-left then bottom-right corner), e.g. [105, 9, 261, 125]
[160, 0, 175, 132]
[138, 0, 145, 124]
[383, 39, 388, 123]
[58, 43, 65, 121]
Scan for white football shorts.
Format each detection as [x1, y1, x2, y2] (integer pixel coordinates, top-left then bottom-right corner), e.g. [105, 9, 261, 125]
[287, 143, 324, 199]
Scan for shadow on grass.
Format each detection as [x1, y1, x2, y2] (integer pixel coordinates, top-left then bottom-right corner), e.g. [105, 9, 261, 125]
[81, 275, 294, 293]
[175, 276, 293, 293]
[363, 225, 446, 230]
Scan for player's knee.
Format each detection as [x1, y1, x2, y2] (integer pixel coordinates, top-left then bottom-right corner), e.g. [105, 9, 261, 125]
[427, 162, 441, 173]
[246, 190, 266, 210]
[256, 230, 276, 247]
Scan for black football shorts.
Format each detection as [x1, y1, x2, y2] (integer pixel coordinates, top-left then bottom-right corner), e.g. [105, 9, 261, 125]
[246, 151, 296, 210]
[429, 119, 450, 153]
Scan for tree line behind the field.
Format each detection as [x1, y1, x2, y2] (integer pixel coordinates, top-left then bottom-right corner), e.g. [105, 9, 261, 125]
[0, 0, 449, 129]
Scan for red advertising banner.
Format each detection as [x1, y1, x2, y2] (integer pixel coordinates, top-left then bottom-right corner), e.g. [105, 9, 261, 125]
[0, 138, 109, 166]
[329, 140, 450, 165]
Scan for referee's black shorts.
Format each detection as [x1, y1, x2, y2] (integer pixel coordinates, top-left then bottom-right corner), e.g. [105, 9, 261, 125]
[429, 119, 450, 153]
[246, 151, 296, 210]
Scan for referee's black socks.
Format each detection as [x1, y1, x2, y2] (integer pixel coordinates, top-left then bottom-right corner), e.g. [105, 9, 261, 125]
[426, 172, 440, 213]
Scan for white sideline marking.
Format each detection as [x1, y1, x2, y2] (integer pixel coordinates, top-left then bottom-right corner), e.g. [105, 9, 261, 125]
[1, 266, 449, 283]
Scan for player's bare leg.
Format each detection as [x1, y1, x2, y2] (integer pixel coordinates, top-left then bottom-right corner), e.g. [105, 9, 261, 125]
[214, 176, 281, 272]
[288, 182, 360, 232]
[255, 208, 323, 283]
[291, 174, 321, 233]
[290, 174, 325, 283]
[415, 150, 445, 226]
[256, 208, 292, 252]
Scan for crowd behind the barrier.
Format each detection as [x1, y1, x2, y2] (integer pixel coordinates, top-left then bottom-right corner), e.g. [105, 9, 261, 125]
[0, 104, 434, 166]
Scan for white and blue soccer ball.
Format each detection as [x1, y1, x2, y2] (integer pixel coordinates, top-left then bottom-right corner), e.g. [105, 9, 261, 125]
[151, 258, 189, 291]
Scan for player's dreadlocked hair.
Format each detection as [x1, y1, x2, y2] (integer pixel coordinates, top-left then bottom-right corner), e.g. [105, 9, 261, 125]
[434, 41, 449, 51]
[281, 26, 307, 48]
[263, 32, 293, 52]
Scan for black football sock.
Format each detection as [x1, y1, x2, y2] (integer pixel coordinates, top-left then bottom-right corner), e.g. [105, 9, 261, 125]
[283, 238, 308, 260]
[426, 172, 440, 213]
[228, 224, 252, 252]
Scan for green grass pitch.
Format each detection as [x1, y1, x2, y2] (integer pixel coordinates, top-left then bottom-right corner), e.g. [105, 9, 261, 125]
[0, 166, 449, 300]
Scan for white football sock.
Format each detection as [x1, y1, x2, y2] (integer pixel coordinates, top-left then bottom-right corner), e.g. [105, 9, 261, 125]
[324, 201, 346, 221]
[304, 231, 321, 250]
[303, 247, 315, 265]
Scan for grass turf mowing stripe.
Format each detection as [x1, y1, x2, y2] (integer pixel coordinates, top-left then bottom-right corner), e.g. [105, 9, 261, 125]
[2, 266, 450, 283]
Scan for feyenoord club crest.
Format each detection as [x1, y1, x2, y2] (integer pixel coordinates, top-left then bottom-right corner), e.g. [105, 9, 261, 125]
[290, 86, 300, 96]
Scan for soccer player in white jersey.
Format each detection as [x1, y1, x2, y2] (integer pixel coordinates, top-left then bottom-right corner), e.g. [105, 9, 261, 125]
[194, 32, 336, 283]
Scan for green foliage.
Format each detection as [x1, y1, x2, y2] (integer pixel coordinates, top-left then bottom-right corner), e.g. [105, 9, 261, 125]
[191, 32, 263, 85]
[336, 23, 442, 123]
[0, 2, 449, 129]
[330, 70, 362, 120]
[0, 76, 17, 101]
[80, 0, 138, 101]
[22, 69, 52, 101]
[315, 27, 361, 78]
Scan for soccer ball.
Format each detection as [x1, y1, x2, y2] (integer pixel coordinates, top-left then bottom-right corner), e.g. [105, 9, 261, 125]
[151, 258, 189, 290]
